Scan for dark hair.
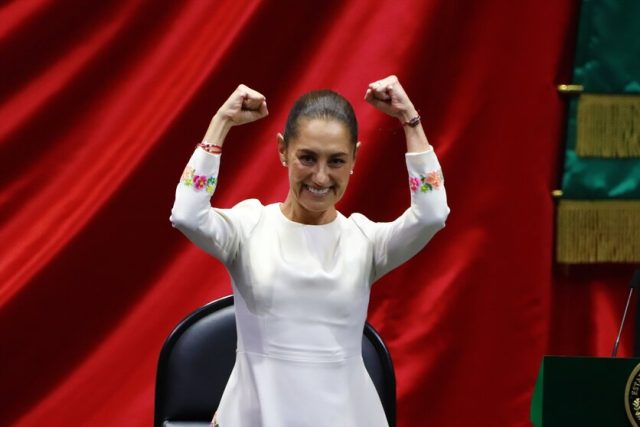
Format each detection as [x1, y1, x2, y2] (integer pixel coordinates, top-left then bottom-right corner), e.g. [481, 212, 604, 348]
[283, 90, 358, 146]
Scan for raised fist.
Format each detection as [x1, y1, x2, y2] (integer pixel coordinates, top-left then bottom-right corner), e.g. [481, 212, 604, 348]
[216, 84, 268, 126]
[364, 75, 417, 122]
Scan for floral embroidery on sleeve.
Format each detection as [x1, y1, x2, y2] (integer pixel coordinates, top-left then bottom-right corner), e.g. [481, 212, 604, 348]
[409, 169, 443, 193]
[181, 166, 217, 193]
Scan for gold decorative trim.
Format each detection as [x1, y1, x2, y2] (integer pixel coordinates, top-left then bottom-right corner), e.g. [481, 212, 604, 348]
[576, 94, 640, 157]
[556, 200, 640, 263]
[557, 84, 584, 94]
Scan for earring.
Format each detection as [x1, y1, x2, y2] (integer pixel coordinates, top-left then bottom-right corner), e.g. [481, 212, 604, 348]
[350, 170, 354, 175]
[282, 161, 287, 166]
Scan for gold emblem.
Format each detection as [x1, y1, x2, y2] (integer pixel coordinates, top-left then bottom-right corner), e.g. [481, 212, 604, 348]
[625, 363, 640, 427]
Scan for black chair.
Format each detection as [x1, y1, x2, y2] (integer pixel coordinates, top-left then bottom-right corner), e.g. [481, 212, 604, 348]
[155, 295, 396, 427]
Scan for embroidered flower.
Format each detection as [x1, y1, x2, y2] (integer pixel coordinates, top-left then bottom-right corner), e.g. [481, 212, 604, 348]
[180, 166, 217, 193]
[181, 166, 195, 186]
[206, 176, 217, 193]
[193, 175, 208, 190]
[409, 169, 444, 193]
[425, 170, 442, 189]
[409, 176, 420, 193]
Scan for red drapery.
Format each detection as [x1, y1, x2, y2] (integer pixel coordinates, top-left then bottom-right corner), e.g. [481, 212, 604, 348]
[1, 1, 636, 426]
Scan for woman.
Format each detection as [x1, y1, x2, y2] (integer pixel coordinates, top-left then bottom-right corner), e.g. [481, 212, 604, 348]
[170, 75, 449, 427]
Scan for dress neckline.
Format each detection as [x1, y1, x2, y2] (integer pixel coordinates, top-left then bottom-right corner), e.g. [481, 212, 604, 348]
[274, 203, 341, 228]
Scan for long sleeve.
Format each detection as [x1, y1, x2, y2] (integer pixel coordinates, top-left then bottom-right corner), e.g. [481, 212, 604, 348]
[170, 148, 261, 264]
[351, 148, 450, 283]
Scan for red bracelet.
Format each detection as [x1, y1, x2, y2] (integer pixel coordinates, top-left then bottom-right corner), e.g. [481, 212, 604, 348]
[197, 141, 223, 154]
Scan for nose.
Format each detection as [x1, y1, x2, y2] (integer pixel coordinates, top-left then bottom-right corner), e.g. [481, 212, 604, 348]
[312, 163, 331, 186]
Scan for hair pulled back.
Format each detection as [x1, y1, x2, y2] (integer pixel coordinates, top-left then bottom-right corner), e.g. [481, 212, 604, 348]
[283, 90, 358, 146]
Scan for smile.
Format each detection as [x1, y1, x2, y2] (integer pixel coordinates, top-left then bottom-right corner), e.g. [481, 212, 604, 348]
[304, 184, 331, 196]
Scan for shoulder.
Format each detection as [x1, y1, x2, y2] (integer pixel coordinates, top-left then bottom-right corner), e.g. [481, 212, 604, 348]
[231, 198, 264, 211]
[213, 198, 265, 232]
[348, 211, 373, 225]
[229, 198, 265, 223]
[346, 212, 377, 241]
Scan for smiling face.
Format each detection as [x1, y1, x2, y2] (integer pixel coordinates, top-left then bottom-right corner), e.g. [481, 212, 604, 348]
[278, 118, 358, 225]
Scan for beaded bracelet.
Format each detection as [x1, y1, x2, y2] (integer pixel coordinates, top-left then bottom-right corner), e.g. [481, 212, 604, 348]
[403, 115, 421, 127]
[197, 140, 223, 154]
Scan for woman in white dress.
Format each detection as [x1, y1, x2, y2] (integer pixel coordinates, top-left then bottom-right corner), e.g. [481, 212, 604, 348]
[170, 75, 449, 427]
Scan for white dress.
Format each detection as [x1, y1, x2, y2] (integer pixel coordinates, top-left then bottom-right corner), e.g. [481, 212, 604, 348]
[170, 148, 449, 427]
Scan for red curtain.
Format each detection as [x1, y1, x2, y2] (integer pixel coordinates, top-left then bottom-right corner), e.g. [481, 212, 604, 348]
[1, 1, 636, 426]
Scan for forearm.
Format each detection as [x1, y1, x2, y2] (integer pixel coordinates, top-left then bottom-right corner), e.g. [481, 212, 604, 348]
[169, 148, 243, 262]
[371, 149, 449, 281]
[405, 149, 448, 225]
[202, 113, 234, 147]
[403, 123, 431, 153]
[170, 149, 221, 234]
[400, 107, 432, 153]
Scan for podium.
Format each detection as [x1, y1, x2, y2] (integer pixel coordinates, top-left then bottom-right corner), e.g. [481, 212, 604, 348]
[531, 356, 640, 426]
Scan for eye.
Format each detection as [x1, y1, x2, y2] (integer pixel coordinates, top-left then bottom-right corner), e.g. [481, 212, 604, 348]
[329, 158, 346, 167]
[299, 154, 315, 165]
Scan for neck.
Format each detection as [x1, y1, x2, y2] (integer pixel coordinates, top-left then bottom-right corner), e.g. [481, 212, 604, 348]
[280, 197, 336, 225]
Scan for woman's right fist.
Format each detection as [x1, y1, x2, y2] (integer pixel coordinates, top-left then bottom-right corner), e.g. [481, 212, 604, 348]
[216, 84, 268, 126]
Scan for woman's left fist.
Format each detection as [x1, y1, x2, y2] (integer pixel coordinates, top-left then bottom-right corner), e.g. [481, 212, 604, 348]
[364, 75, 417, 123]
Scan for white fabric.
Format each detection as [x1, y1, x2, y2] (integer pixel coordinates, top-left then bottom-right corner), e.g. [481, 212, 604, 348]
[170, 148, 449, 427]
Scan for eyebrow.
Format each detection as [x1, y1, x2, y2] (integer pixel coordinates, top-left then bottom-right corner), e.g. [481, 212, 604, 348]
[295, 149, 349, 157]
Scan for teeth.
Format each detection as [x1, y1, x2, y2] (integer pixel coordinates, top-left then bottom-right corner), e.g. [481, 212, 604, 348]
[306, 185, 330, 195]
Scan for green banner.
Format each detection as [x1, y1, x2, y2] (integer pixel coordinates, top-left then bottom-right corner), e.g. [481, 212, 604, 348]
[557, 0, 640, 263]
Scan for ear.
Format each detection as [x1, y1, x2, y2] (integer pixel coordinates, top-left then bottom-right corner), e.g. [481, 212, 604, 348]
[277, 133, 286, 162]
[352, 141, 361, 162]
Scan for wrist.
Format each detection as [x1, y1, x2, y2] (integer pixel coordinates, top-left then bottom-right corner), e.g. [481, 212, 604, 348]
[197, 140, 223, 154]
[211, 113, 235, 131]
[399, 106, 419, 124]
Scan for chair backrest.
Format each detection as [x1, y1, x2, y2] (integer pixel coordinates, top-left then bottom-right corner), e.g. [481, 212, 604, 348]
[155, 295, 396, 427]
